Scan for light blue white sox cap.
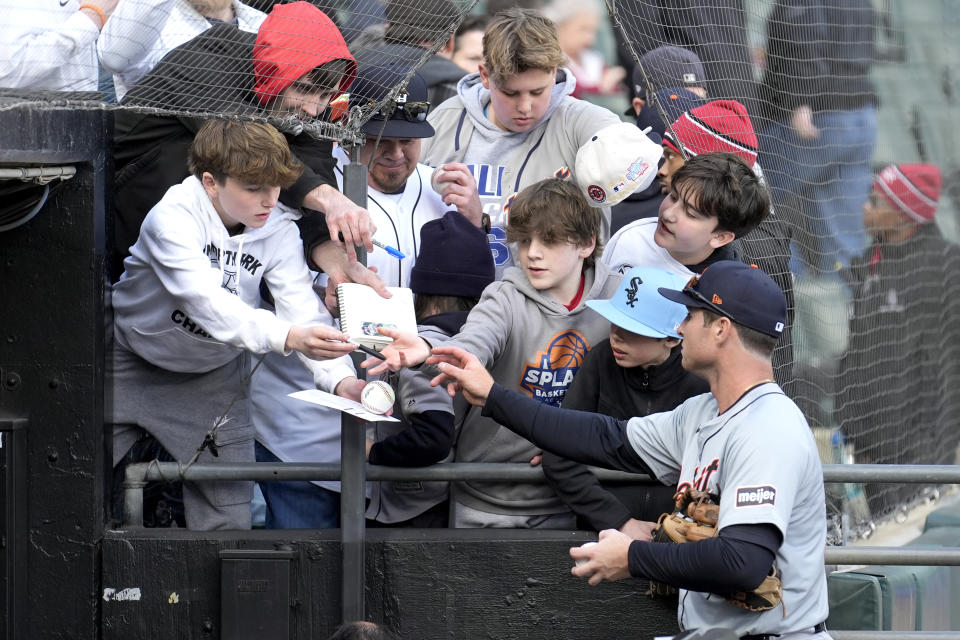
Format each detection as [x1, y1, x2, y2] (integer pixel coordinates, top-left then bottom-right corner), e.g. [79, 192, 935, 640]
[586, 266, 689, 338]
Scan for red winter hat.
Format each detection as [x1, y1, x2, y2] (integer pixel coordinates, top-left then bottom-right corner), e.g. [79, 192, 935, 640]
[252, 1, 357, 106]
[874, 163, 942, 224]
[663, 99, 758, 166]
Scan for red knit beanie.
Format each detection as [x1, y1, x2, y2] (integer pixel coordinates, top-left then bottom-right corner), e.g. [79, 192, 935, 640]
[874, 164, 941, 224]
[663, 99, 758, 166]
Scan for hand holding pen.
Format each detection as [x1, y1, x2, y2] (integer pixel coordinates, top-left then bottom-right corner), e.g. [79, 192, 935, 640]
[338, 233, 405, 259]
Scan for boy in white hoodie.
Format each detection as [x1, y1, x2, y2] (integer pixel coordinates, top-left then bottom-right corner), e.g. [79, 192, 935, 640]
[109, 120, 360, 530]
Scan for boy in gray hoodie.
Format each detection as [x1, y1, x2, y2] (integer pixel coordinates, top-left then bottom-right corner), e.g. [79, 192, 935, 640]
[419, 8, 620, 277]
[367, 178, 620, 527]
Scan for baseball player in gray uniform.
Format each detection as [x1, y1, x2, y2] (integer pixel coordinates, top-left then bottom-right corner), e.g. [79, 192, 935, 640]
[428, 260, 831, 639]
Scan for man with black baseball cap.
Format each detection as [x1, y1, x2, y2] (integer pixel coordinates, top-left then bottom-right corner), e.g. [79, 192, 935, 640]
[333, 65, 484, 287]
[249, 65, 485, 529]
[425, 260, 831, 639]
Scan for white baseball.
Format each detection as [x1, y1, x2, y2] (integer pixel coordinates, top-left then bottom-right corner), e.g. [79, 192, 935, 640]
[360, 380, 395, 414]
[430, 168, 454, 195]
[574, 541, 597, 567]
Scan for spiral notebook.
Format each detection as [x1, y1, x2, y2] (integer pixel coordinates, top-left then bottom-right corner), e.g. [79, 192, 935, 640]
[336, 282, 417, 351]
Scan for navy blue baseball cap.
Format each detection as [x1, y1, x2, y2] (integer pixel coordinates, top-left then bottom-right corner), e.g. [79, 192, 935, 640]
[348, 65, 435, 139]
[630, 46, 707, 101]
[658, 261, 786, 338]
[635, 87, 706, 137]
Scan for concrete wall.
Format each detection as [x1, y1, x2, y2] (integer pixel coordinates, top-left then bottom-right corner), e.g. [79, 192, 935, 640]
[102, 529, 680, 640]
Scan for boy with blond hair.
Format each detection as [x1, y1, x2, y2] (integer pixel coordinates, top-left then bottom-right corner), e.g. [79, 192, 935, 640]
[419, 8, 620, 276]
[109, 120, 360, 530]
[367, 178, 619, 527]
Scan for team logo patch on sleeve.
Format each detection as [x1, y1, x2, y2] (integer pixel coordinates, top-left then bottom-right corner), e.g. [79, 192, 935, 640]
[735, 485, 776, 507]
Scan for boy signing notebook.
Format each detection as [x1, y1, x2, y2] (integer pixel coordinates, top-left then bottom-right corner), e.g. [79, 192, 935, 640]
[109, 120, 359, 531]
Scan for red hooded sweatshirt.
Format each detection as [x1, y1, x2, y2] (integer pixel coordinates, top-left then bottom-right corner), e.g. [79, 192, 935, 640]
[252, 1, 357, 106]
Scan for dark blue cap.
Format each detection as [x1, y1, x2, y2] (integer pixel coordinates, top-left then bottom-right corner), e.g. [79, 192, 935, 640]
[348, 65, 435, 139]
[631, 46, 706, 100]
[635, 87, 706, 137]
[658, 261, 786, 338]
[410, 211, 494, 298]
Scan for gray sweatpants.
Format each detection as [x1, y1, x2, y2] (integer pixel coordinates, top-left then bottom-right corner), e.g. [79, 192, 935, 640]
[108, 342, 253, 530]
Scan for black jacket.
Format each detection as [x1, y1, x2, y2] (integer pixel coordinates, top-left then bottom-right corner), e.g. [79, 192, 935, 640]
[735, 211, 795, 385]
[367, 311, 468, 467]
[112, 24, 333, 280]
[610, 183, 664, 235]
[837, 226, 960, 468]
[542, 345, 708, 530]
[761, 0, 876, 120]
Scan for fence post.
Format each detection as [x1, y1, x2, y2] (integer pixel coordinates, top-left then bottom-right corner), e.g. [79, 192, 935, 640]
[340, 157, 368, 623]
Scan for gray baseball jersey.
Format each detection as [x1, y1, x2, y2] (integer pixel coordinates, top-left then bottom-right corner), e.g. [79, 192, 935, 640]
[625, 383, 829, 635]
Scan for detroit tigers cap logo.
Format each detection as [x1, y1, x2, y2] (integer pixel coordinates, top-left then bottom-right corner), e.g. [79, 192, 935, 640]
[735, 485, 777, 508]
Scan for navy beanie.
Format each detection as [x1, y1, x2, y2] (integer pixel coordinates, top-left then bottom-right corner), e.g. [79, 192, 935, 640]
[410, 211, 495, 298]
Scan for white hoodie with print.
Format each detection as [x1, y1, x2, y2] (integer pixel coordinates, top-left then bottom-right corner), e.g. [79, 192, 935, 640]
[113, 175, 354, 392]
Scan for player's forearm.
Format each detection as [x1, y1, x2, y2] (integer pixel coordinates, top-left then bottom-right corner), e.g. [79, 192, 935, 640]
[482, 384, 654, 475]
[627, 526, 776, 593]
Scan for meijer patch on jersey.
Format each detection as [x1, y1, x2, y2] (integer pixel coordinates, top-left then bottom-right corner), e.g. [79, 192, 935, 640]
[735, 485, 777, 507]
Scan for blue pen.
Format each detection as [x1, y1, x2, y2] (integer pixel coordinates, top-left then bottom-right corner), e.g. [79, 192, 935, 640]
[338, 232, 405, 259]
[372, 238, 406, 259]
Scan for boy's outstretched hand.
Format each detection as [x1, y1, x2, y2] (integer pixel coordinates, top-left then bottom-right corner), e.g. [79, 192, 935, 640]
[286, 325, 357, 360]
[427, 346, 494, 406]
[360, 327, 431, 375]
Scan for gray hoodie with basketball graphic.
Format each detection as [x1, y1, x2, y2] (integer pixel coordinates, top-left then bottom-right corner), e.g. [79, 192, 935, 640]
[447, 262, 620, 517]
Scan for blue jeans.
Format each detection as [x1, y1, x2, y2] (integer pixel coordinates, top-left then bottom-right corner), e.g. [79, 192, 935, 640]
[759, 106, 877, 275]
[255, 442, 340, 529]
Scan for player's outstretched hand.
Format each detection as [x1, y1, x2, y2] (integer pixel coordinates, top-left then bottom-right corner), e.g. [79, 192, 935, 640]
[361, 327, 431, 375]
[433, 163, 483, 228]
[427, 346, 494, 405]
[570, 528, 632, 586]
[286, 325, 356, 360]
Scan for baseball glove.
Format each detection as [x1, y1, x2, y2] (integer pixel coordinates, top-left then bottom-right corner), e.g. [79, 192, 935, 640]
[726, 565, 782, 612]
[645, 489, 782, 613]
[646, 489, 719, 597]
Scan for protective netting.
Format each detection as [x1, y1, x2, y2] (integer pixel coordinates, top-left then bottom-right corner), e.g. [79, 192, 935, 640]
[0, 0, 478, 143]
[2, 1, 958, 535]
[610, 0, 960, 534]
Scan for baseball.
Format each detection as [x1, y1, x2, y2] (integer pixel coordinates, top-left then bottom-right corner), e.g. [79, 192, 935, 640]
[430, 167, 454, 195]
[360, 380, 395, 415]
[574, 541, 597, 567]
